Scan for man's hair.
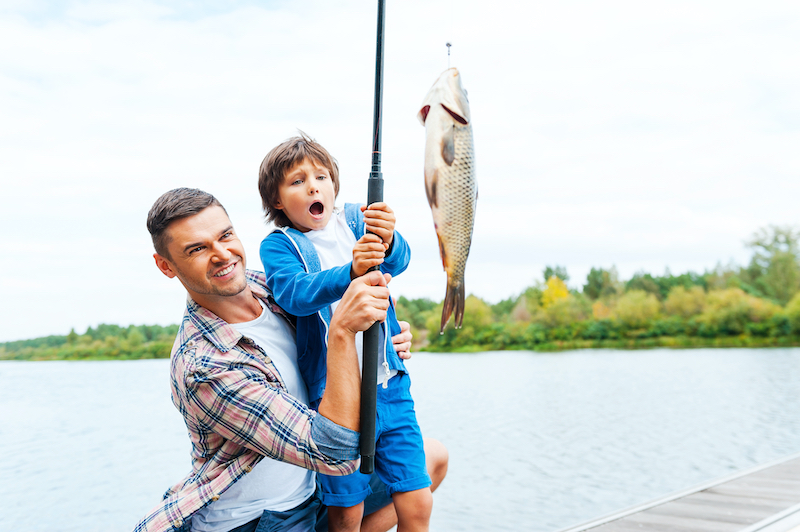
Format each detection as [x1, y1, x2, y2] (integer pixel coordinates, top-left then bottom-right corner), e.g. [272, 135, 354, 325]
[146, 188, 225, 259]
[258, 132, 340, 228]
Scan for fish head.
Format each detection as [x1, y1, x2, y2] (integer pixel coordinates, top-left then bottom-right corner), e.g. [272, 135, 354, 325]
[417, 67, 471, 127]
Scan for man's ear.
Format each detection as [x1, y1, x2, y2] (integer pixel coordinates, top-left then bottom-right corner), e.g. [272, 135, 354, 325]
[154, 253, 177, 279]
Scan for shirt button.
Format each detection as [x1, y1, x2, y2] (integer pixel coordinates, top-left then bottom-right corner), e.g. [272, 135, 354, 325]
[187, 341, 194, 347]
[211, 495, 220, 501]
[174, 518, 183, 527]
[244, 466, 252, 473]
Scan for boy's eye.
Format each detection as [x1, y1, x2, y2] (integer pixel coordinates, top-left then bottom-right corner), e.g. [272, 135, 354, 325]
[317, 175, 327, 180]
[292, 179, 303, 185]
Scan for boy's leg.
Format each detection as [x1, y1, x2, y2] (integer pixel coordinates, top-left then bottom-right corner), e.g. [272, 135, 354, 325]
[326, 502, 364, 532]
[360, 437, 448, 532]
[392, 487, 433, 532]
[372, 373, 433, 532]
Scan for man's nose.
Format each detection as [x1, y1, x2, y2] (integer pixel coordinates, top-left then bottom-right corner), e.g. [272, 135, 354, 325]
[211, 242, 232, 261]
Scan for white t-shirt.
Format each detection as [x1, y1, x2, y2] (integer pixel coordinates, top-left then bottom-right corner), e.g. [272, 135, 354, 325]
[191, 300, 316, 532]
[305, 209, 397, 385]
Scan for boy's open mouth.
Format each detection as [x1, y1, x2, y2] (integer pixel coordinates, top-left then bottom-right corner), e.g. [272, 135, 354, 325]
[309, 201, 324, 216]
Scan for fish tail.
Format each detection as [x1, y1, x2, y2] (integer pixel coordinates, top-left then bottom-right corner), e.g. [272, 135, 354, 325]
[440, 281, 466, 334]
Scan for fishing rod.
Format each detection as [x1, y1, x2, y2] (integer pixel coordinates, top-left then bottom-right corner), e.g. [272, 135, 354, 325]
[360, 0, 386, 475]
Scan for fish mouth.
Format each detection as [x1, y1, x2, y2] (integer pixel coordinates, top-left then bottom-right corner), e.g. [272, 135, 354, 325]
[309, 201, 324, 217]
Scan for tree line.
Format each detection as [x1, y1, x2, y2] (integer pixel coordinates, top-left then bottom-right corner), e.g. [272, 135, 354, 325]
[3, 225, 800, 360]
[0, 323, 178, 361]
[395, 225, 800, 352]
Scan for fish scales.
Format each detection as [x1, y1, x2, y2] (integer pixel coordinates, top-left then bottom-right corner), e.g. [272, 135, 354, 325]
[417, 68, 477, 333]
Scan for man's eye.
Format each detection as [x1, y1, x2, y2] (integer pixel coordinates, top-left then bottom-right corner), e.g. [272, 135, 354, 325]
[189, 246, 204, 254]
[222, 232, 233, 239]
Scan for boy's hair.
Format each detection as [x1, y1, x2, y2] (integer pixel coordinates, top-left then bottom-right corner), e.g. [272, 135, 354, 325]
[147, 187, 225, 260]
[258, 132, 340, 227]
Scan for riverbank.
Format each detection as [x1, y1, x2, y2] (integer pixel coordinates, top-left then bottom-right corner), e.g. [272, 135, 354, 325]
[421, 334, 800, 353]
[5, 334, 800, 361]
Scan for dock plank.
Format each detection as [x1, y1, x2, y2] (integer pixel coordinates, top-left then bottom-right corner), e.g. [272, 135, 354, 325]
[557, 452, 800, 532]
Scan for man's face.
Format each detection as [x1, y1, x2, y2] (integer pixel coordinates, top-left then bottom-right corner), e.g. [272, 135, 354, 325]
[154, 206, 248, 301]
[275, 157, 336, 233]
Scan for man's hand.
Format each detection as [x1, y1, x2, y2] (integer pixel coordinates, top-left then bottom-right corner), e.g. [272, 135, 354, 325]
[352, 234, 388, 278]
[361, 202, 396, 250]
[392, 320, 413, 360]
[331, 271, 392, 335]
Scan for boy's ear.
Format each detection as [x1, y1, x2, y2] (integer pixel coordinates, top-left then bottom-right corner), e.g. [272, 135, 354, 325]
[154, 253, 177, 279]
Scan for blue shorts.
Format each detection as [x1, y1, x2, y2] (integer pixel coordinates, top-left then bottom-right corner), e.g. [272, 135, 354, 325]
[318, 372, 431, 508]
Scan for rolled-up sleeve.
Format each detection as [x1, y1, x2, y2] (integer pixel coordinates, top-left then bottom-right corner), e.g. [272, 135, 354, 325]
[311, 413, 360, 460]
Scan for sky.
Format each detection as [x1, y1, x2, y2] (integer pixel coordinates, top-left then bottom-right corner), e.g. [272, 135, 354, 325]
[1, 0, 799, 343]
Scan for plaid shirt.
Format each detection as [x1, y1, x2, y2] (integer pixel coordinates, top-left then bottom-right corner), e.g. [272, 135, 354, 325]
[133, 270, 359, 532]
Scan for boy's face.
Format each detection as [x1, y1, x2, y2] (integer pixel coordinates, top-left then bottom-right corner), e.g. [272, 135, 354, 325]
[275, 158, 336, 233]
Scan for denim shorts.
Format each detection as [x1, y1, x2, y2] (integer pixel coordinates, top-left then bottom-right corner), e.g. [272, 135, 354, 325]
[227, 492, 322, 532]
[318, 373, 431, 508]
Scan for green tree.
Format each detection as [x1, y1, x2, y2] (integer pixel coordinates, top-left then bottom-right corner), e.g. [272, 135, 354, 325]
[664, 286, 706, 318]
[625, 272, 661, 299]
[614, 289, 660, 328]
[743, 225, 800, 305]
[583, 267, 620, 300]
[543, 265, 569, 283]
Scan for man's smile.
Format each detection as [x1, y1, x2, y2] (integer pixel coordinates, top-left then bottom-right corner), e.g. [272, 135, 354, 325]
[213, 262, 237, 277]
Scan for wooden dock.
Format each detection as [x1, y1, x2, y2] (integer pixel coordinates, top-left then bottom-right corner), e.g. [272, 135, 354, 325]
[558, 452, 800, 532]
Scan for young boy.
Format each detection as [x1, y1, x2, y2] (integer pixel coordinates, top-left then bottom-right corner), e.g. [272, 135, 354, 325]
[257, 134, 433, 532]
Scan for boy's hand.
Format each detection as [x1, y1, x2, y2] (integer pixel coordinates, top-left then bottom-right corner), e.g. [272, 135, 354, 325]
[352, 234, 388, 278]
[361, 202, 395, 250]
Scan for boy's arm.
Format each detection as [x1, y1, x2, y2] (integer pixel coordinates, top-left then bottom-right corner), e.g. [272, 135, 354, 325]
[260, 233, 352, 317]
[380, 228, 410, 276]
[359, 202, 410, 277]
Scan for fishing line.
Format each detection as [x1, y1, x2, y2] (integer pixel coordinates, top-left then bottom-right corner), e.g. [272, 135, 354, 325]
[446, 42, 452, 68]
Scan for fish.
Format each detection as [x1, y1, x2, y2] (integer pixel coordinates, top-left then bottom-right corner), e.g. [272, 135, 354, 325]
[417, 67, 477, 334]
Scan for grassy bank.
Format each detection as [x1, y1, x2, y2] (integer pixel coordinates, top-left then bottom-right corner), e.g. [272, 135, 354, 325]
[421, 335, 800, 353]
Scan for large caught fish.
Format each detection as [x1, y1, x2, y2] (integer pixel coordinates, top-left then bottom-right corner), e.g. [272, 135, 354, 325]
[417, 67, 477, 334]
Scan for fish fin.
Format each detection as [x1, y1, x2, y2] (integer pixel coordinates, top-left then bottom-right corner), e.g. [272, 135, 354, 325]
[453, 282, 466, 329]
[417, 105, 431, 125]
[437, 233, 447, 271]
[439, 281, 465, 334]
[425, 169, 438, 208]
[442, 124, 455, 166]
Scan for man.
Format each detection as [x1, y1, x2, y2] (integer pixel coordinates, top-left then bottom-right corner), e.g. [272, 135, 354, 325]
[135, 188, 446, 532]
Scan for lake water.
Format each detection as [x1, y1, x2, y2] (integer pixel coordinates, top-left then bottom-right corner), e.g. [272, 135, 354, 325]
[3, 348, 800, 531]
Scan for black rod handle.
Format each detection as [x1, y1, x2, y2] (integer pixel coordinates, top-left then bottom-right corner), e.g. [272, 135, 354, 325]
[360, 172, 384, 475]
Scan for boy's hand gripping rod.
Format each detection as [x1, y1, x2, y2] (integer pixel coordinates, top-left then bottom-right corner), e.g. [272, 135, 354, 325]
[360, 0, 386, 475]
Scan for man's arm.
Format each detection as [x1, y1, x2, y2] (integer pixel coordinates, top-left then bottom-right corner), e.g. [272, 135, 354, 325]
[184, 272, 391, 474]
[318, 270, 392, 429]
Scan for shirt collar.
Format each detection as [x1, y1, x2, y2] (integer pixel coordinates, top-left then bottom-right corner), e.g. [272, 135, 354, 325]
[184, 270, 290, 352]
